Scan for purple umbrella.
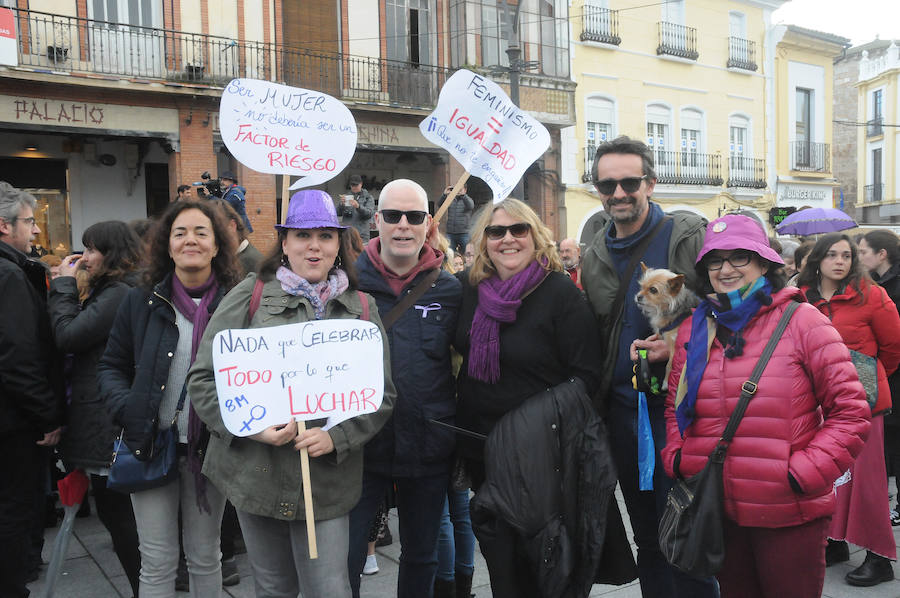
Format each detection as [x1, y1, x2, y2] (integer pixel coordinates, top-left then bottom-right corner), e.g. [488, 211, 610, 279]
[775, 207, 857, 236]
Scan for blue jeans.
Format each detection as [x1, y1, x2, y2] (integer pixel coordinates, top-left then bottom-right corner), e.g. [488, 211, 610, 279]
[607, 402, 720, 598]
[348, 471, 449, 598]
[435, 489, 476, 580]
[446, 233, 469, 256]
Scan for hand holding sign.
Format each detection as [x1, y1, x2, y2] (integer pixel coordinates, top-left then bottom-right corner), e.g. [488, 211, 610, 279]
[219, 79, 357, 190]
[419, 70, 550, 205]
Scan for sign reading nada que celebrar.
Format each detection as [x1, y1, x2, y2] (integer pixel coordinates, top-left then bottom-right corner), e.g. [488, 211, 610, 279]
[211, 320, 385, 437]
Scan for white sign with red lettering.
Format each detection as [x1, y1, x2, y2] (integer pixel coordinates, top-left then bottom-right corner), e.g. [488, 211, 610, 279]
[211, 319, 384, 436]
[219, 78, 357, 190]
[0, 8, 17, 67]
[419, 69, 550, 202]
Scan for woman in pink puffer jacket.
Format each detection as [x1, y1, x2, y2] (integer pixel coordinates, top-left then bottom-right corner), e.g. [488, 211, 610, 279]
[661, 215, 870, 598]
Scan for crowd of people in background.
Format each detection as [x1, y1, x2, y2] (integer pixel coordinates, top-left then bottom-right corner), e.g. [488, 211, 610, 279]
[3, 134, 900, 598]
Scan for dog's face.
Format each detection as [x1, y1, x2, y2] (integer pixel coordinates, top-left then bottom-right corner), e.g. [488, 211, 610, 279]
[635, 263, 686, 314]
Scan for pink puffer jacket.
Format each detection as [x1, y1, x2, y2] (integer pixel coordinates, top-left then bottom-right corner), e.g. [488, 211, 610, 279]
[661, 287, 870, 528]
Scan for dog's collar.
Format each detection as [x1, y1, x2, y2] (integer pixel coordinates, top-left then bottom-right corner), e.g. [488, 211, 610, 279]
[659, 310, 692, 334]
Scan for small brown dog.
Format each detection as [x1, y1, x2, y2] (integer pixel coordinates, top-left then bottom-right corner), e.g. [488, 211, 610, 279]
[634, 262, 699, 389]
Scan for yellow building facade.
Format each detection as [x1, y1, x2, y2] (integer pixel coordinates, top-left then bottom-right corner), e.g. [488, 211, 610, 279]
[772, 26, 848, 220]
[563, 0, 785, 244]
[854, 42, 900, 224]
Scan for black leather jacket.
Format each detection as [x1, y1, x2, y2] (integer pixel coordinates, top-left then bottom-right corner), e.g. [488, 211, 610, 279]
[97, 273, 225, 459]
[471, 378, 636, 597]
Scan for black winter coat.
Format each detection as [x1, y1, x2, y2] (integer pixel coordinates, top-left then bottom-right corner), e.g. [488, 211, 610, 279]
[875, 263, 900, 432]
[0, 241, 63, 437]
[97, 273, 225, 459]
[471, 379, 637, 597]
[355, 252, 461, 477]
[49, 274, 134, 469]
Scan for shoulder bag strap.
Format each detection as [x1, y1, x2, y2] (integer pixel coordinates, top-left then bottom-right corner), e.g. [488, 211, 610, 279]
[715, 300, 800, 454]
[247, 277, 265, 322]
[357, 290, 369, 321]
[610, 216, 672, 321]
[380, 267, 441, 331]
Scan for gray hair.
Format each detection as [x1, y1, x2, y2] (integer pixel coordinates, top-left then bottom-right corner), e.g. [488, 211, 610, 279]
[0, 181, 37, 223]
[379, 179, 429, 212]
[591, 135, 657, 184]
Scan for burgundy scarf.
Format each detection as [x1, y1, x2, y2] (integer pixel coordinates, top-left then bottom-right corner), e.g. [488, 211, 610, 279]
[467, 260, 547, 383]
[170, 272, 219, 513]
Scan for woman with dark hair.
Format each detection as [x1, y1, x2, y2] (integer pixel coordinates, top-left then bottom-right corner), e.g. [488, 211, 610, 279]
[662, 216, 871, 597]
[187, 190, 394, 596]
[49, 220, 143, 596]
[786, 240, 815, 286]
[798, 233, 900, 585]
[859, 231, 900, 522]
[98, 200, 241, 597]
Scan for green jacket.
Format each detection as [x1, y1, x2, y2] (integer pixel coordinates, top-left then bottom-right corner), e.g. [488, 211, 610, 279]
[580, 209, 706, 400]
[187, 274, 395, 521]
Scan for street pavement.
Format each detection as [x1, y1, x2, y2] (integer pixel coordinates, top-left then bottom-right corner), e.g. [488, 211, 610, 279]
[26, 485, 900, 597]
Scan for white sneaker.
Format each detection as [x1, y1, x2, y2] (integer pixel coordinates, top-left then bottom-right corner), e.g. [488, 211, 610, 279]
[363, 554, 379, 575]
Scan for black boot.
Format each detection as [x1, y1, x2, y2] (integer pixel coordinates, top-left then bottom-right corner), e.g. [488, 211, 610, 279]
[455, 570, 474, 598]
[434, 577, 456, 598]
[845, 551, 894, 587]
[825, 539, 849, 567]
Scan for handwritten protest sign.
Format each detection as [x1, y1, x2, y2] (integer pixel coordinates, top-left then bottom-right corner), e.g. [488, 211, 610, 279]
[211, 319, 384, 437]
[219, 79, 357, 190]
[419, 70, 550, 203]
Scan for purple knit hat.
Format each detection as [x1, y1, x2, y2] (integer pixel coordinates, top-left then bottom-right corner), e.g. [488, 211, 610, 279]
[275, 190, 347, 231]
[696, 214, 783, 265]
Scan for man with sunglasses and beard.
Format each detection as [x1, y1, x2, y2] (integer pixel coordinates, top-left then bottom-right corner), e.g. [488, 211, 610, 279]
[348, 179, 462, 598]
[580, 137, 717, 598]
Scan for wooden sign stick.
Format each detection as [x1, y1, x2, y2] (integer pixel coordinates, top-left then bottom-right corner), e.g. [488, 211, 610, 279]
[297, 419, 319, 559]
[281, 175, 291, 225]
[433, 171, 471, 224]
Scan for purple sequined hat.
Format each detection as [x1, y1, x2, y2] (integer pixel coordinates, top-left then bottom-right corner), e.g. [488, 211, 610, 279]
[275, 190, 347, 231]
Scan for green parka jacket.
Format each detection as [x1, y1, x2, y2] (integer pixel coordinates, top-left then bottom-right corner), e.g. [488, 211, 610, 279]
[580, 209, 706, 402]
[187, 274, 395, 521]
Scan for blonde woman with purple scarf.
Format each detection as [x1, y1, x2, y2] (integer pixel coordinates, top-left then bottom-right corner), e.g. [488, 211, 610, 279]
[99, 200, 241, 597]
[453, 198, 606, 596]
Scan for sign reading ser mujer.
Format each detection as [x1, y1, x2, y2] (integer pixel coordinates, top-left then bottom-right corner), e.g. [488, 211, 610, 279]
[211, 320, 384, 437]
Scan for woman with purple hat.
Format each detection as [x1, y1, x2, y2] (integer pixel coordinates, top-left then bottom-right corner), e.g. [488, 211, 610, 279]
[798, 234, 900, 586]
[660, 214, 870, 597]
[188, 190, 395, 597]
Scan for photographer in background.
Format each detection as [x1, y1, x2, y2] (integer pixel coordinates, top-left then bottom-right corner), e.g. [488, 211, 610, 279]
[219, 171, 253, 233]
[339, 174, 375, 243]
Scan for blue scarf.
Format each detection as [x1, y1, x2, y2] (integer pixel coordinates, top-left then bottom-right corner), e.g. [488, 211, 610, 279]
[676, 277, 772, 434]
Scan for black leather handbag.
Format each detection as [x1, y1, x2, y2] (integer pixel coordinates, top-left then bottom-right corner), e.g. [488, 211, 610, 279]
[107, 385, 186, 494]
[658, 301, 798, 577]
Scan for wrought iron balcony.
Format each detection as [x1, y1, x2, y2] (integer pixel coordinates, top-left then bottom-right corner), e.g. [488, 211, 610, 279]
[867, 117, 884, 137]
[9, 7, 452, 110]
[726, 156, 766, 189]
[864, 183, 884, 204]
[727, 37, 757, 71]
[654, 151, 722, 186]
[657, 22, 698, 60]
[581, 8, 620, 46]
[582, 145, 597, 183]
[790, 141, 830, 173]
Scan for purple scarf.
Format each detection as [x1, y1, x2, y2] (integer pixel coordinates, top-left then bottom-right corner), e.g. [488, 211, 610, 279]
[467, 260, 548, 383]
[170, 272, 219, 513]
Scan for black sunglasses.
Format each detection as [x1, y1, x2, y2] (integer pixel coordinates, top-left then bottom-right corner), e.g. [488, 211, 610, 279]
[484, 223, 531, 241]
[379, 209, 428, 225]
[594, 175, 648, 196]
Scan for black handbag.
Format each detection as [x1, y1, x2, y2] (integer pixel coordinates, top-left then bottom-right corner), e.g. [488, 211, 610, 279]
[107, 385, 186, 494]
[658, 301, 799, 578]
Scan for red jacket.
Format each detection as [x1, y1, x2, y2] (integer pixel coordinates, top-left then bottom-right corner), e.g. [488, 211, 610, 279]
[662, 288, 870, 528]
[802, 281, 900, 415]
